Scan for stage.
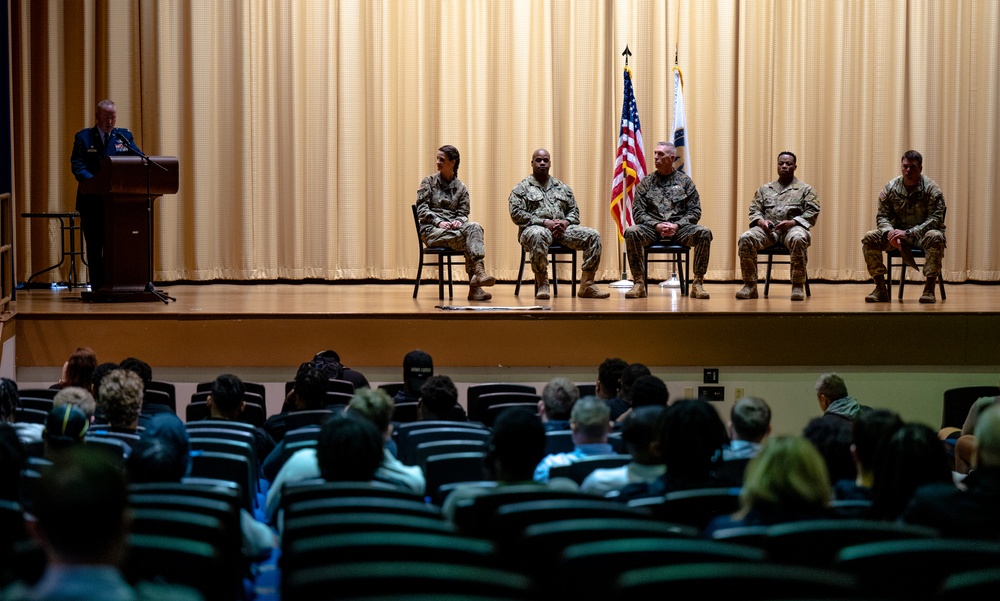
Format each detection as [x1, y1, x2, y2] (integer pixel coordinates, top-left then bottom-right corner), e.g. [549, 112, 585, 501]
[10, 280, 1000, 371]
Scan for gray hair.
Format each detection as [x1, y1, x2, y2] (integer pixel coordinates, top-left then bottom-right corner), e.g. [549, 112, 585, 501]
[541, 377, 579, 420]
[815, 373, 848, 401]
[571, 396, 610, 439]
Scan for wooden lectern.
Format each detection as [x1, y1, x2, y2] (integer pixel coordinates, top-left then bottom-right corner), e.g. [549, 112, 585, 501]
[78, 155, 179, 302]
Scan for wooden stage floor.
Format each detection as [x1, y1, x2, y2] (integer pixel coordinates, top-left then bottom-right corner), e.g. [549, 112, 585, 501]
[10, 280, 1000, 370]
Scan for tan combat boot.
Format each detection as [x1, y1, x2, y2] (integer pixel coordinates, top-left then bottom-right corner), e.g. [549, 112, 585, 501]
[577, 270, 610, 299]
[690, 277, 710, 299]
[919, 276, 937, 304]
[790, 283, 806, 301]
[625, 275, 646, 299]
[534, 272, 551, 300]
[468, 285, 492, 301]
[735, 256, 758, 299]
[470, 260, 496, 287]
[735, 283, 758, 299]
[865, 275, 889, 303]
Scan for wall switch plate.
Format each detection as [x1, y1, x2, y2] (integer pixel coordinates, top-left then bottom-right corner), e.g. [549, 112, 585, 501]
[698, 385, 724, 401]
[704, 368, 719, 384]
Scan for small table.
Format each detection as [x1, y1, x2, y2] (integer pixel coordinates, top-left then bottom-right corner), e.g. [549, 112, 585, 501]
[21, 211, 86, 288]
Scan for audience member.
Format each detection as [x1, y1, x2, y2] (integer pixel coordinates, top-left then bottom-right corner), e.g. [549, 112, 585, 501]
[266, 390, 426, 519]
[534, 396, 613, 483]
[725, 396, 771, 461]
[313, 349, 370, 390]
[595, 358, 628, 404]
[627, 374, 669, 411]
[126, 413, 276, 560]
[617, 399, 729, 500]
[869, 422, 953, 521]
[834, 409, 903, 502]
[43, 405, 90, 455]
[1, 377, 42, 445]
[705, 436, 832, 536]
[53, 347, 98, 393]
[0, 423, 26, 501]
[52, 387, 97, 423]
[264, 365, 329, 443]
[632, 375, 670, 405]
[903, 403, 1000, 538]
[582, 406, 665, 496]
[90, 362, 120, 424]
[96, 369, 143, 434]
[315, 413, 384, 483]
[945, 393, 999, 474]
[119, 356, 175, 422]
[815, 373, 863, 424]
[204, 374, 276, 460]
[395, 349, 434, 404]
[2, 447, 202, 600]
[443, 408, 576, 520]
[418, 375, 468, 422]
[345, 389, 425, 493]
[119, 357, 153, 389]
[803, 415, 856, 485]
[537, 377, 578, 432]
[126, 413, 190, 484]
[607, 363, 651, 421]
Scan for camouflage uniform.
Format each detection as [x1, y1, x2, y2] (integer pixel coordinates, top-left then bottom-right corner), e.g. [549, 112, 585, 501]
[416, 173, 486, 276]
[625, 169, 712, 277]
[738, 178, 820, 284]
[508, 175, 603, 274]
[862, 174, 946, 278]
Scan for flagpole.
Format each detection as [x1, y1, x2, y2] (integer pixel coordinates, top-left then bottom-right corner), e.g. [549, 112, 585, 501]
[610, 46, 633, 289]
[609, 46, 645, 289]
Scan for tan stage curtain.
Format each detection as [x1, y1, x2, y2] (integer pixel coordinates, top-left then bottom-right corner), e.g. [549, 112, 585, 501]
[11, 0, 1000, 283]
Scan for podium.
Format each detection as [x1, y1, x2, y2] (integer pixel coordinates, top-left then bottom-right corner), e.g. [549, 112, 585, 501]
[78, 155, 179, 302]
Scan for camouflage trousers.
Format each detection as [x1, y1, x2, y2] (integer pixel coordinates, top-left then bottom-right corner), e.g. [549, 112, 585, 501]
[422, 221, 486, 274]
[519, 224, 602, 274]
[624, 223, 713, 278]
[861, 229, 946, 278]
[738, 225, 811, 284]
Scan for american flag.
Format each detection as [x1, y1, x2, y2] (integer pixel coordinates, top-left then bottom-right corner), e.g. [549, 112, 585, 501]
[610, 66, 647, 240]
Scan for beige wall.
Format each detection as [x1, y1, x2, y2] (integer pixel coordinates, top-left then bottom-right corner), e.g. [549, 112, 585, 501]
[11, 1, 1000, 284]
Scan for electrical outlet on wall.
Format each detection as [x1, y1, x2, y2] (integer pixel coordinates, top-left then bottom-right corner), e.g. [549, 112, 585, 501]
[735, 387, 745, 400]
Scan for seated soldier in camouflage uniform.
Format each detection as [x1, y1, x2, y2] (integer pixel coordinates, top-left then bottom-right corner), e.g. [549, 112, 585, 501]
[416, 145, 496, 301]
[861, 150, 946, 304]
[508, 148, 609, 299]
[624, 142, 712, 299]
[735, 151, 820, 301]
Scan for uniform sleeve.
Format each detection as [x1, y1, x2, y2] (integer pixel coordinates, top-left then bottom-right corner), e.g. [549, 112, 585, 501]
[875, 183, 897, 232]
[508, 181, 542, 227]
[911, 181, 945, 238]
[563, 184, 581, 225]
[70, 132, 94, 182]
[794, 185, 820, 229]
[454, 182, 470, 224]
[747, 186, 767, 229]
[416, 178, 439, 226]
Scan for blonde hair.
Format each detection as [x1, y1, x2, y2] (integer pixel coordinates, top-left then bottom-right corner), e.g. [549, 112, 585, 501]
[347, 388, 395, 433]
[740, 436, 832, 513]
